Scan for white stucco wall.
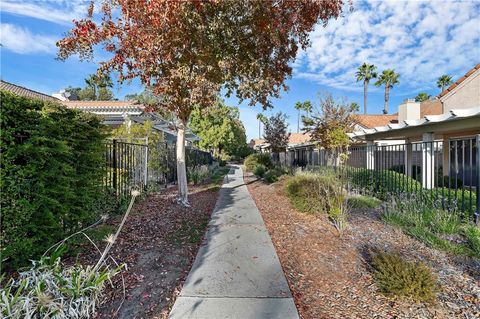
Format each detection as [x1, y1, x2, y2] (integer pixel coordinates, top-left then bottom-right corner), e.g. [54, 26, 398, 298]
[441, 69, 480, 112]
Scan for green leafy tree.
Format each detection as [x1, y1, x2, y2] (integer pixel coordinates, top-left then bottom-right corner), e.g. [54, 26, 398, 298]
[375, 69, 400, 114]
[189, 99, 247, 159]
[415, 92, 431, 102]
[436, 74, 453, 93]
[263, 112, 290, 155]
[356, 63, 377, 114]
[294, 101, 312, 133]
[256, 113, 268, 139]
[57, 0, 344, 205]
[303, 93, 357, 165]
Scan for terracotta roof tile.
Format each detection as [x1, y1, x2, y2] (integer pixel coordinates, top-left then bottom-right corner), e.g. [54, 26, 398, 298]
[354, 114, 397, 129]
[248, 139, 266, 147]
[439, 63, 480, 98]
[0, 80, 59, 102]
[62, 100, 143, 108]
[289, 132, 311, 144]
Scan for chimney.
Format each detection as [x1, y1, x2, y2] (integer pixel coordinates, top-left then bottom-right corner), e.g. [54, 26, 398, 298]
[398, 99, 420, 122]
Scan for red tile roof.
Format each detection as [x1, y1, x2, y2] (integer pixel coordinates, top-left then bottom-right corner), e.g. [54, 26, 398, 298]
[354, 114, 397, 129]
[62, 100, 143, 108]
[0, 80, 59, 102]
[248, 139, 266, 148]
[289, 132, 311, 144]
[439, 63, 480, 98]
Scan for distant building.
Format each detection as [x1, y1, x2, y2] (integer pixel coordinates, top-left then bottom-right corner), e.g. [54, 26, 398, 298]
[1, 80, 199, 144]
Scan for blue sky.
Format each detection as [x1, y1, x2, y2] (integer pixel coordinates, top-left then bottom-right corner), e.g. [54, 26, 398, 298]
[1, 0, 479, 140]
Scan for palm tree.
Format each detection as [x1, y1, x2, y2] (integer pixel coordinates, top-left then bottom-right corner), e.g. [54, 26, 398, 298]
[436, 75, 453, 93]
[84, 73, 113, 100]
[415, 92, 431, 102]
[355, 63, 377, 114]
[375, 69, 400, 114]
[294, 101, 312, 133]
[256, 113, 267, 139]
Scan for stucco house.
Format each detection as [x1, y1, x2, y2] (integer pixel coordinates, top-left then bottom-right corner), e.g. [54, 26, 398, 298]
[349, 64, 480, 190]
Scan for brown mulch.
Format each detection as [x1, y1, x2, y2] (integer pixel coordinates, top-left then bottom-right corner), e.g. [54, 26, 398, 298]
[245, 172, 480, 319]
[70, 184, 220, 319]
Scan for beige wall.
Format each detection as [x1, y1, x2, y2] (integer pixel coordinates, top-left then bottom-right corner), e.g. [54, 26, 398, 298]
[441, 69, 480, 111]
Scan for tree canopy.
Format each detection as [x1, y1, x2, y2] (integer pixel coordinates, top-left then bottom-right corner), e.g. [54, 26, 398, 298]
[65, 74, 115, 100]
[302, 94, 356, 156]
[189, 99, 247, 159]
[57, 0, 345, 203]
[263, 112, 290, 153]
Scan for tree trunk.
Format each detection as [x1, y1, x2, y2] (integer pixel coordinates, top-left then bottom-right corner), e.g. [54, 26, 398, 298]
[297, 109, 300, 133]
[259, 121, 261, 139]
[363, 80, 368, 115]
[383, 84, 389, 114]
[176, 121, 189, 206]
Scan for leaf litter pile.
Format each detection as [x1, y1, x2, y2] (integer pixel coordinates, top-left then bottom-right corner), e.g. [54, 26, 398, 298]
[245, 172, 479, 319]
[68, 184, 220, 319]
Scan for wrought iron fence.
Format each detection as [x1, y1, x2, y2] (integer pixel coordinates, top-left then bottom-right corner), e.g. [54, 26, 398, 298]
[104, 140, 213, 198]
[285, 136, 480, 223]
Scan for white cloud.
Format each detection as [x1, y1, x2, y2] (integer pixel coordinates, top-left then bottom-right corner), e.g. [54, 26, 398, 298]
[1, 0, 90, 25]
[0, 23, 58, 54]
[295, 0, 480, 92]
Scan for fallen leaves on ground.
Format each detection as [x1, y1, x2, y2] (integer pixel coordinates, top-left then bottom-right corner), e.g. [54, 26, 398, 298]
[245, 172, 480, 319]
[68, 184, 220, 319]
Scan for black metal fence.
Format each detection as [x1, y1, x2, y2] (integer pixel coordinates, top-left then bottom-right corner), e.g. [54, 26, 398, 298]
[285, 136, 480, 223]
[104, 139, 213, 198]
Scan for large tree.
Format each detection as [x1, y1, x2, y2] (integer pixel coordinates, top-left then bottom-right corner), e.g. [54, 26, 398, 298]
[57, 0, 344, 204]
[436, 74, 453, 93]
[375, 69, 400, 114]
[355, 63, 377, 115]
[294, 100, 312, 133]
[415, 92, 431, 102]
[256, 113, 268, 139]
[302, 93, 357, 165]
[189, 99, 247, 159]
[263, 112, 290, 155]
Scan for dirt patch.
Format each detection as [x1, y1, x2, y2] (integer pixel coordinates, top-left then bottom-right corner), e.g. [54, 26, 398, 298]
[68, 184, 220, 319]
[245, 172, 480, 319]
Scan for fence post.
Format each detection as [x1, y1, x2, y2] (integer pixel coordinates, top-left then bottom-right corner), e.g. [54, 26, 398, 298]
[144, 140, 149, 191]
[366, 141, 375, 170]
[475, 134, 480, 224]
[405, 141, 413, 177]
[112, 139, 117, 193]
[422, 133, 434, 189]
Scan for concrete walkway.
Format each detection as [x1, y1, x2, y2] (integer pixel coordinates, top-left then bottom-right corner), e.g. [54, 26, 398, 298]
[169, 165, 299, 319]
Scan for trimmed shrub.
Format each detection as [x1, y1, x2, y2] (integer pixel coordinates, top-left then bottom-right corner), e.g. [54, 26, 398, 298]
[1, 91, 109, 272]
[264, 170, 278, 183]
[253, 164, 266, 178]
[346, 168, 421, 199]
[244, 153, 273, 171]
[371, 250, 437, 302]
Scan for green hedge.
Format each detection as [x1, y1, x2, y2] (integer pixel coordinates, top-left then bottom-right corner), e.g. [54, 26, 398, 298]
[244, 153, 273, 172]
[346, 168, 421, 199]
[0, 91, 109, 272]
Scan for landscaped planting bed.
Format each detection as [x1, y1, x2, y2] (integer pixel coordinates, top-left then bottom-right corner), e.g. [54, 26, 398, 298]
[245, 171, 480, 319]
[63, 183, 222, 319]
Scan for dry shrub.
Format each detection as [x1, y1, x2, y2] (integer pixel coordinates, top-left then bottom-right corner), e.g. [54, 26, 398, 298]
[285, 171, 348, 233]
[371, 250, 437, 302]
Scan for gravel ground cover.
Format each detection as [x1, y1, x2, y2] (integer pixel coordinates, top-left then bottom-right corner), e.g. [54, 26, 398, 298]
[245, 172, 480, 319]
